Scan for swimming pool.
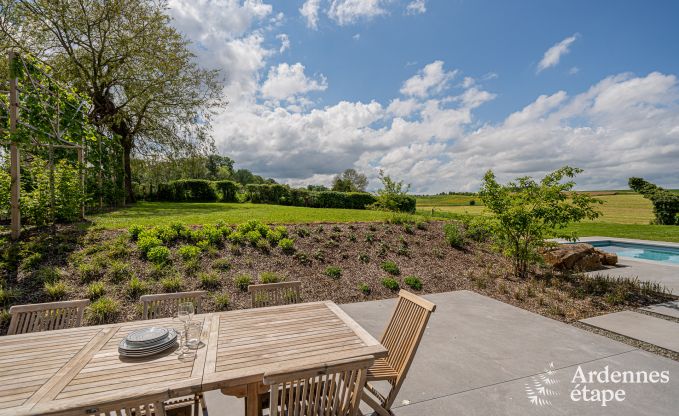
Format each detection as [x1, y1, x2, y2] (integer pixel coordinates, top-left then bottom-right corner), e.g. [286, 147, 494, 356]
[589, 241, 679, 265]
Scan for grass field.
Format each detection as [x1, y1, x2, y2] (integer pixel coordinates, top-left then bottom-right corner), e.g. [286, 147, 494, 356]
[417, 192, 679, 242]
[90, 202, 395, 229]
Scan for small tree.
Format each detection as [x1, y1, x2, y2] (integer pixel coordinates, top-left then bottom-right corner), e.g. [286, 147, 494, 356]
[480, 167, 601, 278]
[371, 170, 416, 213]
[332, 169, 368, 192]
[628, 177, 679, 225]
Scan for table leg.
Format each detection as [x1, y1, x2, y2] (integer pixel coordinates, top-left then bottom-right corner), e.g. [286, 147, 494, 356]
[245, 382, 261, 416]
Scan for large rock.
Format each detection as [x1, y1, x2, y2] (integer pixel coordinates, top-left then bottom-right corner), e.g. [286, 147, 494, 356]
[541, 243, 616, 271]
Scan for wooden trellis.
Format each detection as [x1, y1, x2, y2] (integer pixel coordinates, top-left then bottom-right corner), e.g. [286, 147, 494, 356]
[0, 51, 93, 239]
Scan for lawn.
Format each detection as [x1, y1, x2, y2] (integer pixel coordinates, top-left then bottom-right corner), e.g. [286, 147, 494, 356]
[90, 202, 396, 229]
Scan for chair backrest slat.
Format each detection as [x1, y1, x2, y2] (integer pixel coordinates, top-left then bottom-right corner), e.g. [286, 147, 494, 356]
[381, 290, 436, 384]
[248, 281, 302, 308]
[139, 291, 207, 320]
[79, 398, 167, 416]
[264, 355, 373, 416]
[7, 300, 90, 335]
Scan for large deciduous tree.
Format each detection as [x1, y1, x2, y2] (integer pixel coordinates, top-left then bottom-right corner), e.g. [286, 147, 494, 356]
[0, 0, 225, 201]
[331, 168, 368, 192]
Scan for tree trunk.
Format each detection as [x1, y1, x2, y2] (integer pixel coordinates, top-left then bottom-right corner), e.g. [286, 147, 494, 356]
[121, 134, 135, 203]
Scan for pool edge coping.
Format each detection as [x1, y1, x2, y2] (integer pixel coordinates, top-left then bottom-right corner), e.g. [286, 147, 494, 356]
[551, 236, 679, 268]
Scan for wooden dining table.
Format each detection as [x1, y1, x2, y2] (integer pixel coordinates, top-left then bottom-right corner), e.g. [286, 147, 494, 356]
[0, 301, 387, 416]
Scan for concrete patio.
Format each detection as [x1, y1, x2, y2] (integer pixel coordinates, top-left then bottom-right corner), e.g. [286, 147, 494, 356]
[205, 291, 679, 415]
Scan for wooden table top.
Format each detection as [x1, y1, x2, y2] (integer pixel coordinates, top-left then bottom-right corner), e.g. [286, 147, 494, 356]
[0, 301, 387, 416]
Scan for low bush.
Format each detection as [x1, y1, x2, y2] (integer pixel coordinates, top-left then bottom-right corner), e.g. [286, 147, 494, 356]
[87, 281, 106, 300]
[358, 283, 371, 295]
[266, 230, 283, 245]
[296, 227, 310, 238]
[199, 272, 221, 290]
[381, 261, 400, 276]
[256, 238, 270, 252]
[381, 278, 400, 291]
[88, 297, 119, 324]
[137, 234, 162, 256]
[227, 231, 246, 245]
[213, 258, 232, 271]
[128, 224, 144, 240]
[20, 252, 42, 271]
[156, 226, 179, 244]
[44, 281, 67, 300]
[260, 272, 283, 284]
[160, 276, 184, 292]
[246, 230, 262, 245]
[214, 293, 230, 310]
[234, 274, 253, 291]
[147, 246, 171, 265]
[443, 223, 465, 248]
[178, 245, 201, 261]
[404, 276, 423, 290]
[78, 262, 100, 283]
[325, 266, 342, 279]
[278, 238, 295, 253]
[127, 276, 148, 299]
[36, 266, 61, 284]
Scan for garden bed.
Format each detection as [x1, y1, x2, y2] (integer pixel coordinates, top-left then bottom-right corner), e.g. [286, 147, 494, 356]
[0, 219, 674, 334]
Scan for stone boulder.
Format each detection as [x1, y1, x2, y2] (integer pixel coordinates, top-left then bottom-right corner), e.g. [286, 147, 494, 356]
[541, 243, 616, 272]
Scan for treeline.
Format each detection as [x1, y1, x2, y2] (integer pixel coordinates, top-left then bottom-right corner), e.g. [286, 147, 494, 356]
[145, 180, 416, 212]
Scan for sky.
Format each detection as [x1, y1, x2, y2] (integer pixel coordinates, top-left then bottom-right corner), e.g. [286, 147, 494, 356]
[167, 0, 679, 193]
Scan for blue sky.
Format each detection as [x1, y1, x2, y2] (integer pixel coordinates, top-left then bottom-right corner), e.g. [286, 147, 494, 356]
[168, 0, 679, 192]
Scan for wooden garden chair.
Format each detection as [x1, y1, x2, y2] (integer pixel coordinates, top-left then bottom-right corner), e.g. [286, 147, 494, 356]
[7, 299, 90, 335]
[140, 291, 207, 320]
[139, 291, 208, 415]
[361, 290, 436, 416]
[263, 355, 374, 416]
[247, 281, 302, 308]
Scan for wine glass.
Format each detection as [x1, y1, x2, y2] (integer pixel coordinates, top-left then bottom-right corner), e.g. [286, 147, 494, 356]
[177, 302, 195, 358]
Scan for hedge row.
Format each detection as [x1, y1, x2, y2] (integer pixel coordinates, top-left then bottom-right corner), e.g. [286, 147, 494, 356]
[151, 180, 416, 212]
[155, 179, 239, 202]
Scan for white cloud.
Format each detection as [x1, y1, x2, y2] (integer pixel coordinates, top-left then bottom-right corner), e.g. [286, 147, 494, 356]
[387, 98, 421, 117]
[569, 66, 580, 75]
[352, 33, 361, 41]
[276, 33, 290, 53]
[537, 33, 579, 73]
[400, 60, 457, 98]
[260, 63, 327, 101]
[406, 0, 426, 15]
[328, 0, 388, 25]
[300, 0, 321, 29]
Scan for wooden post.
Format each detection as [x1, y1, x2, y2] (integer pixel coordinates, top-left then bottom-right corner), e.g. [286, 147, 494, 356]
[77, 146, 85, 219]
[8, 51, 20, 240]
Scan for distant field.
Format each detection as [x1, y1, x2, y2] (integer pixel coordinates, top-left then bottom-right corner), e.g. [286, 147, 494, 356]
[90, 202, 395, 229]
[417, 192, 679, 242]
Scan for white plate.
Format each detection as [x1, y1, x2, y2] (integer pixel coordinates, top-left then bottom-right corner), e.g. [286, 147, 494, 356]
[126, 327, 170, 344]
[119, 329, 177, 351]
[119, 341, 177, 357]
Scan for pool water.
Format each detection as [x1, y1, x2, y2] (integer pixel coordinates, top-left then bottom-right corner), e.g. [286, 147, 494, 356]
[590, 241, 679, 265]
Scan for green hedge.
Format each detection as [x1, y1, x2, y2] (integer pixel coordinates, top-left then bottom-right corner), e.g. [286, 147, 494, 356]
[215, 180, 239, 202]
[156, 179, 217, 202]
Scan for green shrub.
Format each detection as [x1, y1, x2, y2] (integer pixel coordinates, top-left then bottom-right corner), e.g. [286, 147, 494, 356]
[127, 276, 148, 299]
[246, 230, 262, 245]
[78, 262, 100, 283]
[237, 219, 270, 237]
[108, 261, 131, 282]
[213, 258, 231, 271]
[128, 224, 144, 240]
[296, 227, 310, 238]
[404, 276, 423, 290]
[255, 238, 270, 252]
[214, 293, 230, 310]
[199, 272, 221, 290]
[314, 250, 326, 262]
[88, 297, 119, 324]
[415, 220, 428, 230]
[215, 180, 239, 202]
[629, 177, 679, 225]
[228, 231, 246, 245]
[196, 240, 210, 251]
[170, 221, 187, 234]
[44, 281, 67, 300]
[178, 245, 201, 261]
[464, 216, 493, 242]
[266, 230, 283, 245]
[87, 281, 106, 300]
[36, 266, 61, 284]
[381, 261, 400, 276]
[147, 246, 171, 265]
[278, 238, 295, 253]
[325, 266, 341, 279]
[260, 272, 283, 284]
[443, 223, 465, 248]
[274, 226, 288, 237]
[381, 278, 400, 291]
[294, 252, 311, 265]
[0, 309, 11, 326]
[358, 283, 371, 295]
[202, 225, 223, 245]
[358, 253, 370, 263]
[156, 179, 218, 202]
[20, 252, 42, 271]
[0, 287, 18, 306]
[156, 226, 179, 244]
[234, 274, 253, 291]
[160, 276, 184, 292]
[137, 234, 162, 255]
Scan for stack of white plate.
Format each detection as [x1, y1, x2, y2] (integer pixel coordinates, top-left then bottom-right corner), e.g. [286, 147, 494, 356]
[118, 327, 178, 358]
